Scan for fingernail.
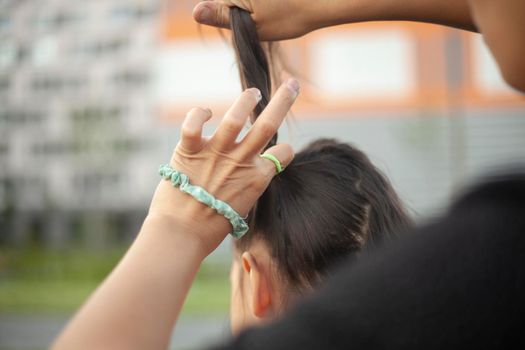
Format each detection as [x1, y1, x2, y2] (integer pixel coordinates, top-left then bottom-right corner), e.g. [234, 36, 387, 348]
[196, 4, 212, 24]
[249, 88, 262, 102]
[286, 78, 300, 98]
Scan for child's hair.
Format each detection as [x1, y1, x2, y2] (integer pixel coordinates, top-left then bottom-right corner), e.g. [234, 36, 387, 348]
[230, 6, 277, 149]
[230, 8, 412, 293]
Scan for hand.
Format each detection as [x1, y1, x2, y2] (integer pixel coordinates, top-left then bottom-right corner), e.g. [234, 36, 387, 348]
[193, 0, 319, 40]
[148, 79, 300, 255]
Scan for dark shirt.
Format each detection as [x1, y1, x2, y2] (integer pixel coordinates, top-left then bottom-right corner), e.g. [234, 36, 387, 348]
[212, 171, 525, 349]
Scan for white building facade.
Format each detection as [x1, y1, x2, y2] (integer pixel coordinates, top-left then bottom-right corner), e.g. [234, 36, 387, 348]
[1, 0, 525, 247]
[0, 0, 173, 246]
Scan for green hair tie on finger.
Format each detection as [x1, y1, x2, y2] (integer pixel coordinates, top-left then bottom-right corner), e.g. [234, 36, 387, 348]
[260, 153, 283, 174]
[158, 164, 249, 239]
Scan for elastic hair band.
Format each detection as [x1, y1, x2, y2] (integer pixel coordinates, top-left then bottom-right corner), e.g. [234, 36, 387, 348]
[260, 153, 283, 174]
[159, 164, 249, 239]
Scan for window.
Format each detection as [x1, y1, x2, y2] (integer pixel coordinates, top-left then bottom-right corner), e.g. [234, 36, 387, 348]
[98, 38, 127, 55]
[112, 138, 142, 153]
[110, 4, 159, 23]
[0, 40, 16, 68]
[32, 141, 75, 156]
[32, 76, 61, 92]
[0, 75, 10, 93]
[0, 109, 44, 127]
[113, 69, 149, 88]
[35, 10, 85, 31]
[0, 16, 11, 33]
[70, 106, 122, 125]
[31, 75, 87, 93]
[135, 4, 160, 19]
[72, 172, 121, 199]
[311, 29, 416, 99]
[0, 142, 8, 156]
[32, 37, 58, 66]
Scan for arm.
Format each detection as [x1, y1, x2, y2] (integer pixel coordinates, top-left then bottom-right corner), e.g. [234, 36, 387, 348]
[193, 0, 477, 41]
[315, 0, 476, 32]
[52, 80, 300, 350]
[52, 213, 208, 350]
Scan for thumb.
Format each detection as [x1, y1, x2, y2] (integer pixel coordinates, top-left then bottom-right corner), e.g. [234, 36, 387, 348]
[193, 1, 231, 28]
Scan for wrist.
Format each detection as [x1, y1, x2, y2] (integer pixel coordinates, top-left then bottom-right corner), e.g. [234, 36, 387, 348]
[147, 180, 232, 256]
[142, 212, 210, 261]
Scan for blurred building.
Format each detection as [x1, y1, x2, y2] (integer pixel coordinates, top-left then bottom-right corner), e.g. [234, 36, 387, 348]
[1, 0, 524, 247]
[0, 0, 172, 246]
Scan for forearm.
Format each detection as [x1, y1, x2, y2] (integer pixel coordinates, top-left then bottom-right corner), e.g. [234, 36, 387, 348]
[52, 211, 209, 350]
[309, 0, 477, 32]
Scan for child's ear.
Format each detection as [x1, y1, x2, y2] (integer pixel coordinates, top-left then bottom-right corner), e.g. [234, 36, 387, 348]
[241, 251, 272, 319]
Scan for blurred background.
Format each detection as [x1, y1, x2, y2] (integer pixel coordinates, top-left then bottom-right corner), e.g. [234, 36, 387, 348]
[0, 0, 524, 349]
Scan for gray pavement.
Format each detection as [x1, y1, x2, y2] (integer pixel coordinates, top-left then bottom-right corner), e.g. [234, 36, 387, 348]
[0, 313, 230, 350]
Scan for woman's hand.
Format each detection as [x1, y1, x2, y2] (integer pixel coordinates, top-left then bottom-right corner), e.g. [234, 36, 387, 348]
[52, 80, 300, 350]
[149, 79, 300, 255]
[193, 0, 477, 40]
[193, 0, 319, 40]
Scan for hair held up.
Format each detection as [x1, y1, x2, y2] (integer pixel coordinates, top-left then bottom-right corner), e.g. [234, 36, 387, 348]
[229, 7, 412, 293]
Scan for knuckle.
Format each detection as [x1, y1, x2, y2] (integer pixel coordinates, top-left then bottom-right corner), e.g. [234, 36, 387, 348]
[223, 117, 244, 133]
[186, 107, 202, 117]
[181, 125, 199, 139]
[281, 144, 294, 161]
[187, 106, 211, 119]
[258, 120, 277, 138]
[282, 143, 293, 153]
[217, 6, 229, 26]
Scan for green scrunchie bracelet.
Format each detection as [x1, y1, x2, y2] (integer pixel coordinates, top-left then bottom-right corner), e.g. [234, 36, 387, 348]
[158, 164, 249, 239]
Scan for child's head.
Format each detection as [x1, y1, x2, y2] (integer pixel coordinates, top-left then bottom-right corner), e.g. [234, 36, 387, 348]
[229, 138, 412, 333]
[467, 0, 525, 91]
[228, 7, 410, 333]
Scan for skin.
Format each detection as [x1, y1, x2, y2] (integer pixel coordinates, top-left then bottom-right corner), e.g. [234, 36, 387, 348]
[193, 0, 525, 91]
[52, 80, 300, 350]
[229, 238, 302, 334]
[193, 0, 476, 40]
[54, 1, 524, 349]
[229, 240, 282, 334]
[467, 0, 525, 91]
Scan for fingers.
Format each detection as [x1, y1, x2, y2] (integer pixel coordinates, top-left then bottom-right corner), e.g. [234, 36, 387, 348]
[242, 78, 300, 153]
[193, 1, 232, 28]
[261, 144, 295, 176]
[179, 107, 213, 153]
[211, 88, 262, 150]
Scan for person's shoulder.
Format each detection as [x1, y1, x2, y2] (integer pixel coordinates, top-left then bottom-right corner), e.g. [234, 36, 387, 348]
[450, 168, 525, 214]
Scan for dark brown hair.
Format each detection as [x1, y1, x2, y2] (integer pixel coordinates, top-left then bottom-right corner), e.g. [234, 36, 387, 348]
[230, 7, 278, 149]
[230, 8, 411, 292]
